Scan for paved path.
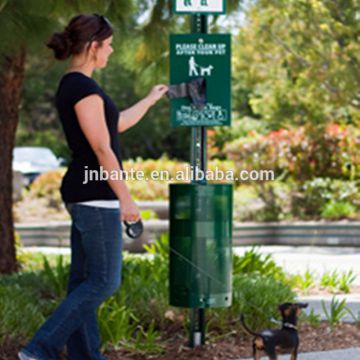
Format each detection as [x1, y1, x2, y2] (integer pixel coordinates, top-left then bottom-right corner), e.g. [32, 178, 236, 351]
[242, 347, 360, 360]
[233, 246, 360, 285]
[27, 245, 360, 278]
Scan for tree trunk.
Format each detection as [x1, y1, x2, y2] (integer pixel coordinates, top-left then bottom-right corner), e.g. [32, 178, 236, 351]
[0, 49, 26, 274]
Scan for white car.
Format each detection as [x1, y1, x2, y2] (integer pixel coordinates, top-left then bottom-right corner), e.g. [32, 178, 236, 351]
[13, 146, 63, 185]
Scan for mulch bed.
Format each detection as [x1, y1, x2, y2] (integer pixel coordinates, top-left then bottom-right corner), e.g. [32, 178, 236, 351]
[2, 322, 359, 360]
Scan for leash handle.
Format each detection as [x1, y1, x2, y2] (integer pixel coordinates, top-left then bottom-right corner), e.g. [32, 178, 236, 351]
[124, 219, 144, 239]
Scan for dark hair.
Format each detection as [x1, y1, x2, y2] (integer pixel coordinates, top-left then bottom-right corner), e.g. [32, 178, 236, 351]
[47, 14, 113, 60]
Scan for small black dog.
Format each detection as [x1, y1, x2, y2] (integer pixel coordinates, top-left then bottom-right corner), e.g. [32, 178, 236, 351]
[240, 302, 308, 360]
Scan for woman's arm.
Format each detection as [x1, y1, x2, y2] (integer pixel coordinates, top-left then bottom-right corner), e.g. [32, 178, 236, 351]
[75, 94, 139, 222]
[118, 84, 168, 133]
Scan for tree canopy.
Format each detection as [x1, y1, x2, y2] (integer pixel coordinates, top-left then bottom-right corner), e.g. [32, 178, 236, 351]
[233, 0, 360, 128]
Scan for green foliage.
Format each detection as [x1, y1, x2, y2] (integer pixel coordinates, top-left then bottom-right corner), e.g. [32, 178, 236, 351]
[225, 248, 295, 332]
[338, 270, 357, 294]
[252, 181, 293, 221]
[0, 269, 59, 343]
[124, 157, 235, 181]
[96, 235, 170, 353]
[320, 270, 339, 291]
[97, 299, 137, 348]
[233, 247, 286, 281]
[226, 123, 360, 220]
[347, 309, 360, 328]
[232, 185, 260, 221]
[121, 321, 164, 355]
[14, 231, 29, 268]
[139, 209, 158, 220]
[41, 255, 70, 298]
[321, 201, 357, 220]
[321, 297, 348, 328]
[18, 251, 70, 273]
[231, 274, 295, 331]
[207, 117, 268, 160]
[299, 308, 321, 328]
[13, 1, 242, 162]
[0, 282, 46, 343]
[2, 236, 299, 351]
[226, 124, 360, 183]
[20, 157, 360, 221]
[290, 270, 316, 294]
[321, 270, 357, 294]
[6, 239, 355, 351]
[292, 178, 360, 220]
[29, 169, 66, 208]
[25, 159, 236, 203]
[234, 0, 360, 127]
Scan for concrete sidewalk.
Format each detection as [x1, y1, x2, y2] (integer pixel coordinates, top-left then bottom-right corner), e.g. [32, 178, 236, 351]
[242, 347, 360, 359]
[233, 246, 360, 285]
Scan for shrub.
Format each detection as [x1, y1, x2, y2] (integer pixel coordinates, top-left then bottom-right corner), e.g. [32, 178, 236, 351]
[321, 201, 357, 220]
[1, 237, 297, 352]
[233, 247, 286, 281]
[321, 297, 348, 328]
[289, 270, 317, 294]
[233, 185, 260, 221]
[233, 181, 295, 222]
[209, 274, 295, 333]
[0, 271, 56, 343]
[29, 169, 65, 208]
[25, 158, 236, 202]
[320, 270, 357, 294]
[41, 255, 70, 298]
[207, 117, 268, 160]
[291, 178, 360, 219]
[0, 284, 46, 343]
[226, 123, 360, 183]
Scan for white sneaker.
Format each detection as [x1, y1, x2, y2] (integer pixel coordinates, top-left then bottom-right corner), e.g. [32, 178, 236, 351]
[18, 351, 37, 360]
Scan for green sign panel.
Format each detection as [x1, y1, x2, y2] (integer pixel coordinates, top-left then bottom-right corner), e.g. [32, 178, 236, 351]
[174, 0, 226, 14]
[170, 34, 231, 127]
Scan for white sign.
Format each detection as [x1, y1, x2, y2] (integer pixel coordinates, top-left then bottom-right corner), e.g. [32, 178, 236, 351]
[174, 0, 226, 14]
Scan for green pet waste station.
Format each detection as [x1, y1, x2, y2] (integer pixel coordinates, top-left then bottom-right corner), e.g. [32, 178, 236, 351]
[169, 184, 232, 308]
[169, 0, 232, 348]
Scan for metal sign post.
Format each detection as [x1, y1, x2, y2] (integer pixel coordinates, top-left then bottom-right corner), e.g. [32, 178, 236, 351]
[190, 14, 207, 347]
[169, 0, 233, 349]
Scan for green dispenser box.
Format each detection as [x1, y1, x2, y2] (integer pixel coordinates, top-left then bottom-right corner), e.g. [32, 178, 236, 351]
[169, 183, 233, 308]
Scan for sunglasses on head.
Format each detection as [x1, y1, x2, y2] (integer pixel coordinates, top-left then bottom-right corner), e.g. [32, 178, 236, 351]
[90, 14, 112, 42]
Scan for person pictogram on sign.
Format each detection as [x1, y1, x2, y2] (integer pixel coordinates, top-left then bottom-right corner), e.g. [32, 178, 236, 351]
[188, 56, 200, 76]
[184, 0, 192, 6]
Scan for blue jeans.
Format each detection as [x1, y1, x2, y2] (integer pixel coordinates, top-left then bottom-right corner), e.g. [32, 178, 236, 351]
[21, 204, 122, 360]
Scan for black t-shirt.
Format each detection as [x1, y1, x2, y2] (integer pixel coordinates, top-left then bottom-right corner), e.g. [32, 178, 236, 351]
[55, 72, 122, 203]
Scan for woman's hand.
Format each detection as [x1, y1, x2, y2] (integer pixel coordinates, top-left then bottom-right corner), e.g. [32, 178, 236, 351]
[120, 196, 141, 222]
[146, 84, 168, 106]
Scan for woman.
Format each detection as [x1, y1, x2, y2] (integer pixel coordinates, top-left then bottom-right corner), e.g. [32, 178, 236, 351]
[19, 14, 168, 360]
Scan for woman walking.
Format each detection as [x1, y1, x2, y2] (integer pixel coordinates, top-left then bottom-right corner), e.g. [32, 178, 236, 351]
[19, 14, 168, 360]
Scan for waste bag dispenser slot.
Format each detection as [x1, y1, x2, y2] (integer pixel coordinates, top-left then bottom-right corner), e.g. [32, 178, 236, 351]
[169, 183, 233, 308]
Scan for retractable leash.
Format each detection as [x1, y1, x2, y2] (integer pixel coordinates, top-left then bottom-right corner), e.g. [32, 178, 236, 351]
[124, 219, 144, 239]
